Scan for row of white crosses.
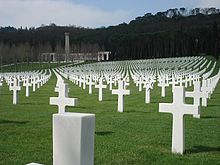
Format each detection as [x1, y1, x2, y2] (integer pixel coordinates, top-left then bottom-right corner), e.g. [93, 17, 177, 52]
[55, 56, 214, 113]
[57, 63, 132, 113]
[48, 56, 219, 158]
[50, 69, 78, 113]
[1, 70, 51, 104]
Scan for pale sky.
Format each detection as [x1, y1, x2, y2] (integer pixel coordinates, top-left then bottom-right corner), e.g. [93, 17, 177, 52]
[0, 0, 220, 28]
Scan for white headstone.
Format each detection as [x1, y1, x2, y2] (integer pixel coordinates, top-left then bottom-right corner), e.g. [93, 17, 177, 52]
[53, 113, 95, 165]
[23, 78, 32, 97]
[112, 81, 130, 112]
[144, 82, 153, 103]
[108, 76, 114, 90]
[159, 86, 199, 154]
[95, 78, 107, 101]
[87, 76, 95, 94]
[9, 78, 21, 104]
[158, 79, 169, 97]
[32, 77, 37, 92]
[185, 81, 208, 118]
[50, 83, 78, 113]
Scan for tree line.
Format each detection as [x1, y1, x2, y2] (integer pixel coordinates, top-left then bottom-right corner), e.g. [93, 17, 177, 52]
[0, 7, 220, 66]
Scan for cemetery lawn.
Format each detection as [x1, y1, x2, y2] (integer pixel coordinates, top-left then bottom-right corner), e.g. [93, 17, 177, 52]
[0, 69, 220, 164]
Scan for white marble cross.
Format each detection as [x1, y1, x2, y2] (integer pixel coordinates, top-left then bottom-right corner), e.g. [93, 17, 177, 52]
[108, 76, 114, 90]
[0, 79, 3, 86]
[159, 86, 199, 154]
[82, 76, 86, 89]
[50, 83, 78, 113]
[186, 81, 208, 118]
[201, 79, 210, 106]
[36, 76, 41, 89]
[138, 78, 144, 91]
[87, 76, 95, 94]
[55, 76, 64, 93]
[95, 78, 107, 101]
[158, 79, 169, 97]
[112, 80, 130, 112]
[31, 77, 37, 92]
[23, 78, 32, 97]
[144, 82, 153, 103]
[9, 78, 21, 104]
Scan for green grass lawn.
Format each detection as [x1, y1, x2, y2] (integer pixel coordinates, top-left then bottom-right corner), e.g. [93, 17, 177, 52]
[0, 63, 220, 164]
[0, 62, 69, 73]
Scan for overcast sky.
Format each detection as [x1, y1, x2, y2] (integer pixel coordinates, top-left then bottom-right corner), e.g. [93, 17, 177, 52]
[1, 0, 220, 28]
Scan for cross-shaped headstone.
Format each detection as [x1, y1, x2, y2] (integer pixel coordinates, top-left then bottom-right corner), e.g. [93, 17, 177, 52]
[95, 78, 107, 101]
[50, 82, 78, 113]
[158, 78, 169, 97]
[108, 76, 114, 90]
[201, 79, 211, 105]
[159, 86, 199, 154]
[170, 77, 178, 92]
[87, 76, 95, 94]
[31, 77, 37, 92]
[186, 81, 208, 118]
[23, 78, 32, 97]
[9, 78, 21, 104]
[112, 80, 130, 112]
[82, 76, 86, 89]
[144, 82, 153, 103]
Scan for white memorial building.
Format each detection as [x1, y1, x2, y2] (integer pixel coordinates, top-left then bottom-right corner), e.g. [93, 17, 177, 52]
[41, 33, 111, 62]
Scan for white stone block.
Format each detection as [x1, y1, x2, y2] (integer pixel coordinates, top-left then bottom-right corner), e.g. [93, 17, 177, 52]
[53, 113, 95, 165]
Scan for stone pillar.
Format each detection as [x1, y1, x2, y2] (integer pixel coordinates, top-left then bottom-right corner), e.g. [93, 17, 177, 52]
[101, 53, 104, 61]
[53, 113, 95, 165]
[65, 32, 70, 63]
[106, 53, 109, 61]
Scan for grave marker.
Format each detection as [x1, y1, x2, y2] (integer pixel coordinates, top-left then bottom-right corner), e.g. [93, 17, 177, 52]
[95, 78, 107, 101]
[50, 83, 77, 113]
[112, 80, 130, 112]
[159, 86, 199, 154]
[9, 78, 21, 104]
[186, 81, 208, 118]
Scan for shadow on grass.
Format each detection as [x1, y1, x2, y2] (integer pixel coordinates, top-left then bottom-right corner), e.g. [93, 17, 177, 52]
[207, 104, 220, 107]
[95, 131, 114, 136]
[125, 110, 150, 114]
[202, 116, 220, 119]
[0, 119, 30, 125]
[19, 102, 34, 105]
[187, 145, 220, 154]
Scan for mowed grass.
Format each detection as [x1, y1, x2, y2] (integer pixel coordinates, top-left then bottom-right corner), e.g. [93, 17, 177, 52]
[0, 62, 67, 73]
[0, 68, 220, 164]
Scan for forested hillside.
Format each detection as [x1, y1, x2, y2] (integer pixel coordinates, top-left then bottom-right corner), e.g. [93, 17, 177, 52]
[0, 8, 220, 65]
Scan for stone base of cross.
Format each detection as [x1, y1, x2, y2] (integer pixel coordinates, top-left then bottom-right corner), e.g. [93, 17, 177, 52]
[53, 113, 95, 165]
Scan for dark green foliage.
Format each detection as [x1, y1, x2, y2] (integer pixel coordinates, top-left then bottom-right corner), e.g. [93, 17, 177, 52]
[0, 8, 220, 63]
